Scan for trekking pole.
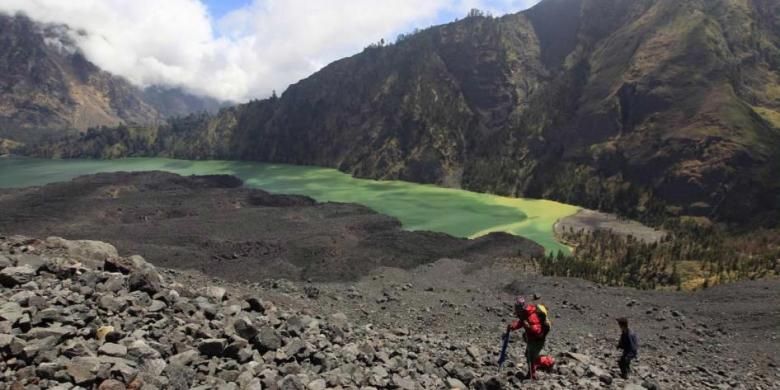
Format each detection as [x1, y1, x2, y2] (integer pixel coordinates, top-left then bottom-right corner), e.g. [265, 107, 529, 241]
[498, 328, 510, 371]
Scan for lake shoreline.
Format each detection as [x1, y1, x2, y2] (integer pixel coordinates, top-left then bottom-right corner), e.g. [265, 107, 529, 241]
[0, 156, 579, 252]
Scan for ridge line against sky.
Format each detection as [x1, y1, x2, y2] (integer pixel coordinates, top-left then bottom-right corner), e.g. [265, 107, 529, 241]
[0, 0, 541, 102]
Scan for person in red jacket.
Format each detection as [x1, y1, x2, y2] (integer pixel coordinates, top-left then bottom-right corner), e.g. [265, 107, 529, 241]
[507, 296, 547, 380]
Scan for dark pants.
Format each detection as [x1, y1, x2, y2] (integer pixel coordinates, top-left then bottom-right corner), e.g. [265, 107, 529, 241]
[619, 355, 634, 378]
[525, 339, 545, 377]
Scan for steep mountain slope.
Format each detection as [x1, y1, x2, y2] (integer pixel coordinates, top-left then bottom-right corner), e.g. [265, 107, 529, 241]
[0, 13, 222, 143]
[141, 86, 227, 118]
[29, 0, 780, 226]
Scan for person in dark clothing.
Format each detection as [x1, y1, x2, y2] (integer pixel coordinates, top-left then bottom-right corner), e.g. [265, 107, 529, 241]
[616, 317, 639, 379]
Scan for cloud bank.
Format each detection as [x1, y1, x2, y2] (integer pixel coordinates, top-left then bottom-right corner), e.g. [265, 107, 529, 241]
[0, 0, 540, 102]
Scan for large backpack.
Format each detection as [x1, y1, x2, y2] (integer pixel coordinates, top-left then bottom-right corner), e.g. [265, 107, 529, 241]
[536, 304, 552, 337]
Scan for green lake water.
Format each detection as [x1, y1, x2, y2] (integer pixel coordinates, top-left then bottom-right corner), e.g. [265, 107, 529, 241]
[0, 157, 579, 253]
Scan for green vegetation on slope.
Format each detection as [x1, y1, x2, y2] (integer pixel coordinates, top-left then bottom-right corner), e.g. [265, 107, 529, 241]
[540, 221, 780, 290]
[26, 0, 780, 230]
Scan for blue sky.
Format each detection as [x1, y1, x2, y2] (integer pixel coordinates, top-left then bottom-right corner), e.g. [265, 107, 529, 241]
[204, 0, 251, 19]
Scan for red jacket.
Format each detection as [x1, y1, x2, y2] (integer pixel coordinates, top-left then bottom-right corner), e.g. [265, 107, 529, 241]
[510, 304, 544, 341]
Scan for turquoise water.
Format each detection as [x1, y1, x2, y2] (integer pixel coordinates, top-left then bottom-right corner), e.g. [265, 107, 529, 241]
[0, 157, 579, 253]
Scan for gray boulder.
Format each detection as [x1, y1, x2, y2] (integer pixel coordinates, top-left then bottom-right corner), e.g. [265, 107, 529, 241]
[164, 363, 195, 390]
[279, 375, 306, 390]
[307, 378, 327, 390]
[27, 325, 76, 340]
[0, 265, 36, 286]
[232, 318, 259, 340]
[0, 301, 24, 324]
[46, 237, 119, 265]
[97, 379, 126, 390]
[128, 269, 163, 295]
[12, 254, 47, 270]
[66, 357, 102, 385]
[169, 349, 199, 366]
[447, 377, 468, 389]
[127, 339, 162, 359]
[255, 326, 282, 352]
[392, 374, 417, 390]
[98, 343, 127, 357]
[0, 254, 12, 269]
[198, 338, 227, 357]
[204, 286, 227, 301]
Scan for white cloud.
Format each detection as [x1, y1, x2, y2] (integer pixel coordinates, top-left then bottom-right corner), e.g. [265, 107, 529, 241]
[457, 0, 541, 16]
[0, 0, 540, 102]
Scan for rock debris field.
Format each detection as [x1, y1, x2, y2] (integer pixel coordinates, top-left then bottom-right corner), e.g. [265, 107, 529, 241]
[0, 234, 778, 389]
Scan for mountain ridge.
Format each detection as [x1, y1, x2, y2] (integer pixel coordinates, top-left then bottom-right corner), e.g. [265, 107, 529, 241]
[21, 0, 780, 227]
[0, 12, 225, 143]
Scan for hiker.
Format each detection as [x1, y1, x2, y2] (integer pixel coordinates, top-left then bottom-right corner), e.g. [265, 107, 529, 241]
[616, 317, 639, 379]
[507, 296, 550, 380]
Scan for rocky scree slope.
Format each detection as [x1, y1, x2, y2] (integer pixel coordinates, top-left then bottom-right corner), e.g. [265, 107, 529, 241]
[0, 13, 223, 144]
[1, 235, 778, 389]
[0, 171, 543, 282]
[29, 0, 780, 227]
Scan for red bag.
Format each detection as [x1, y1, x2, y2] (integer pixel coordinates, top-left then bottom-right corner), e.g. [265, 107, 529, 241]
[534, 355, 555, 371]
